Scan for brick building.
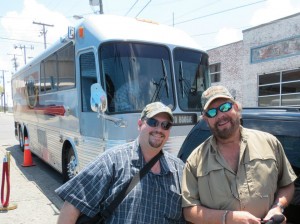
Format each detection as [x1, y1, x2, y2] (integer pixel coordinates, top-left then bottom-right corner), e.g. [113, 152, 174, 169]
[207, 13, 300, 107]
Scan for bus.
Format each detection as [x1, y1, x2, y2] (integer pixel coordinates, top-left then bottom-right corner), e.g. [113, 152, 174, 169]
[11, 14, 210, 181]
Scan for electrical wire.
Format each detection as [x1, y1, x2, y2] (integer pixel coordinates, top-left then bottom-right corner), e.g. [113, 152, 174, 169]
[0, 36, 46, 45]
[125, 0, 139, 16]
[135, 0, 152, 18]
[174, 0, 267, 25]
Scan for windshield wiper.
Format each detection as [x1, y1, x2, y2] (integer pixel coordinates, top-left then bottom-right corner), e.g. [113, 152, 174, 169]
[162, 59, 169, 98]
[179, 61, 185, 98]
[178, 61, 191, 98]
[151, 59, 170, 102]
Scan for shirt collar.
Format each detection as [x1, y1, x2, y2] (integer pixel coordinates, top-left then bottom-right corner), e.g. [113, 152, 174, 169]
[131, 139, 176, 175]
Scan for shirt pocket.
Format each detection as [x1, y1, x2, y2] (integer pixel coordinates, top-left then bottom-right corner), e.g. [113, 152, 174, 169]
[245, 157, 278, 197]
[243, 157, 278, 217]
[196, 167, 234, 209]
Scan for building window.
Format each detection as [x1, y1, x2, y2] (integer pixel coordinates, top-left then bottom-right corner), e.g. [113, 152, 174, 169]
[209, 63, 220, 83]
[258, 68, 300, 106]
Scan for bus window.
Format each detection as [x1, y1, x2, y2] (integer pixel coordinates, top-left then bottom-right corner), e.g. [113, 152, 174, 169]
[57, 43, 75, 90]
[80, 52, 97, 112]
[174, 48, 209, 111]
[100, 42, 174, 113]
[44, 54, 58, 92]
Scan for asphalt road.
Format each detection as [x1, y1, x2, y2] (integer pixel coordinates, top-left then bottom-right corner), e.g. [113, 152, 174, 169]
[0, 112, 64, 224]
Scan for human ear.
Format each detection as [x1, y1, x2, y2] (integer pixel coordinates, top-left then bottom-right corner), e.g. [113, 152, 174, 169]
[137, 119, 143, 129]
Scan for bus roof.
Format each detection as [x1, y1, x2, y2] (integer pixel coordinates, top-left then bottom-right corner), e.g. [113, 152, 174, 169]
[79, 14, 201, 49]
[13, 14, 204, 76]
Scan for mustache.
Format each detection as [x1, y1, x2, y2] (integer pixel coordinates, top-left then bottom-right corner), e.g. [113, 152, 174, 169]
[215, 117, 231, 127]
[150, 131, 165, 138]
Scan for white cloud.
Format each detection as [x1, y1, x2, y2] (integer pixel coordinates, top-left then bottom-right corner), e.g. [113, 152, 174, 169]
[215, 27, 242, 46]
[1, 0, 71, 69]
[250, 0, 300, 26]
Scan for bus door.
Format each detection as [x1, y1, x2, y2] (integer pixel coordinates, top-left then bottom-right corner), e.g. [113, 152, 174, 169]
[78, 51, 103, 138]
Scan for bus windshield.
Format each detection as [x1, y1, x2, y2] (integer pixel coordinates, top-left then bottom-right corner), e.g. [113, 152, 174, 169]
[174, 48, 209, 111]
[100, 42, 209, 113]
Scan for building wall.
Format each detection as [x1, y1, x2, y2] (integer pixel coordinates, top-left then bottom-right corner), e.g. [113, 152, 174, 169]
[208, 12, 300, 107]
[207, 41, 244, 104]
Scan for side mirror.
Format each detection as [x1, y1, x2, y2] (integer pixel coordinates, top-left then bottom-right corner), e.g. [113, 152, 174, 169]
[90, 83, 107, 113]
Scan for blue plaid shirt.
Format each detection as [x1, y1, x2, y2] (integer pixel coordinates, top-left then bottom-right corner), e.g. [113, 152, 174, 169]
[56, 140, 186, 224]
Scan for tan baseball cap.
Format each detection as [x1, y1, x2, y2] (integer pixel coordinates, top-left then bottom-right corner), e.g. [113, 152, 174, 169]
[141, 102, 174, 122]
[201, 86, 234, 110]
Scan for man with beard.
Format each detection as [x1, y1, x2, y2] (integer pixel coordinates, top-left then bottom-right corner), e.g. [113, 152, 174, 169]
[56, 102, 186, 224]
[181, 86, 297, 224]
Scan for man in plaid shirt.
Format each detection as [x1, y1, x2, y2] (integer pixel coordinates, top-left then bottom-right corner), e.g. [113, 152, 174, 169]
[56, 102, 186, 224]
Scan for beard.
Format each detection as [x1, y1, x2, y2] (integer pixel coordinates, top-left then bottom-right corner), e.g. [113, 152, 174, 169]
[148, 131, 165, 149]
[210, 116, 240, 139]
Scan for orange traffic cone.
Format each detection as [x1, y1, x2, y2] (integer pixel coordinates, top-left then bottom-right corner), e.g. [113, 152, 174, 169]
[21, 137, 35, 167]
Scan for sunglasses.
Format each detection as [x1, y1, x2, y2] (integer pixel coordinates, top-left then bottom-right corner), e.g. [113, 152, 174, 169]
[145, 118, 173, 130]
[205, 102, 233, 118]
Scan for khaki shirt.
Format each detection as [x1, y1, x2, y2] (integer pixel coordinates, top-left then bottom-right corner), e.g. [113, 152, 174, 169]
[182, 127, 297, 218]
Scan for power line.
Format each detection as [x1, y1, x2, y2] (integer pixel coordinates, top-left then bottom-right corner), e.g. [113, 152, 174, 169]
[0, 36, 45, 45]
[135, 0, 152, 18]
[166, 0, 221, 23]
[174, 0, 267, 25]
[191, 25, 251, 37]
[125, 0, 139, 16]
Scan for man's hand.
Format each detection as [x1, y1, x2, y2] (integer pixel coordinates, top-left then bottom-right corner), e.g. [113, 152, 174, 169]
[228, 211, 261, 224]
[263, 207, 286, 224]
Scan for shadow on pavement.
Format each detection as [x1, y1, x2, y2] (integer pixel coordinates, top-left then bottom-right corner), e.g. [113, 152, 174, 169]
[5, 144, 64, 210]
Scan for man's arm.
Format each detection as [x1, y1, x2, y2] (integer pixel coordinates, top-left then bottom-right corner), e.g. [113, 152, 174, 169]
[57, 201, 81, 224]
[264, 182, 295, 221]
[275, 182, 295, 208]
[183, 205, 261, 224]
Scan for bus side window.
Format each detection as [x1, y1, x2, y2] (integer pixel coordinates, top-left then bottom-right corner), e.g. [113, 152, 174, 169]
[80, 52, 97, 112]
[44, 54, 58, 92]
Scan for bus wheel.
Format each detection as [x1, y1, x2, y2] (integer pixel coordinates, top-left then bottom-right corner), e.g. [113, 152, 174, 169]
[19, 129, 24, 152]
[63, 146, 78, 182]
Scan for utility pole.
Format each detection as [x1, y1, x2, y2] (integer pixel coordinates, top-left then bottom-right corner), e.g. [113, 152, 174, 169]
[173, 12, 175, 27]
[8, 54, 21, 71]
[89, 0, 104, 14]
[32, 21, 54, 49]
[99, 0, 104, 14]
[14, 45, 34, 65]
[0, 70, 8, 113]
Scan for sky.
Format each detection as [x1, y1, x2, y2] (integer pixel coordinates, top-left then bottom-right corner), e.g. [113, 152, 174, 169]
[1, 0, 300, 105]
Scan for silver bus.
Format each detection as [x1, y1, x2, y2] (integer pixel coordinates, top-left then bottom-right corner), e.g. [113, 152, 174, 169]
[11, 14, 210, 181]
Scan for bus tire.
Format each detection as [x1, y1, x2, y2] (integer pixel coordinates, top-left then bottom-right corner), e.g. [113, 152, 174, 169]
[63, 146, 78, 183]
[19, 128, 24, 152]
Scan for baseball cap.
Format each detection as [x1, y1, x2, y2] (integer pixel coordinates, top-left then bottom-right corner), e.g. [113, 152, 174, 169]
[201, 86, 234, 110]
[141, 102, 174, 122]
